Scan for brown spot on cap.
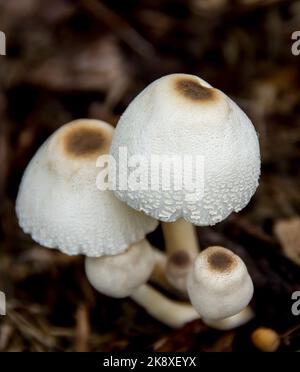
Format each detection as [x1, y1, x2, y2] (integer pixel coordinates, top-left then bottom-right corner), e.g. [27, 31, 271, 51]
[175, 79, 214, 101]
[169, 250, 191, 267]
[207, 250, 235, 272]
[64, 126, 105, 158]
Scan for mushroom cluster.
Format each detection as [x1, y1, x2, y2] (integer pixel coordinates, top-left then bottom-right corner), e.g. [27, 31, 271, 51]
[16, 73, 261, 330]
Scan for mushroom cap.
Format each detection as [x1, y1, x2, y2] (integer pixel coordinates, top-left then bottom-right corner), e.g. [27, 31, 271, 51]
[85, 239, 155, 298]
[16, 119, 158, 257]
[110, 73, 260, 225]
[187, 246, 253, 320]
[165, 250, 196, 293]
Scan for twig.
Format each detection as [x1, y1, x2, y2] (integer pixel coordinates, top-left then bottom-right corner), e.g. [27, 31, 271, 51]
[75, 303, 90, 352]
[79, 0, 156, 60]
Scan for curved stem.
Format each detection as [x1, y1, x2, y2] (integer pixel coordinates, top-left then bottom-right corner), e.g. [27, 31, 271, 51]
[130, 284, 200, 328]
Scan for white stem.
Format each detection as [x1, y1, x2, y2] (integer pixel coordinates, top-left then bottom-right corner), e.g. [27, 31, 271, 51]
[130, 284, 200, 328]
[203, 307, 254, 331]
[162, 219, 199, 292]
[150, 249, 177, 294]
[162, 219, 199, 255]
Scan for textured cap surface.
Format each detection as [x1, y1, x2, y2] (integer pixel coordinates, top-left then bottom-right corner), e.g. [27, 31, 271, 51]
[16, 119, 158, 257]
[187, 246, 254, 319]
[110, 73, 261, 225]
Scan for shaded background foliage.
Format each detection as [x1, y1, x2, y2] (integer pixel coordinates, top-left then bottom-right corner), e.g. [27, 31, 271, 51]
[0, 0, 300, 351]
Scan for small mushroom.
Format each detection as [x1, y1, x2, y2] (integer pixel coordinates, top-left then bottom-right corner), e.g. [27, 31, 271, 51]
[16, 119, 158, 257]
[110, 73, 260, 291]
[85, 239, 155, 298]
[86, 244, 200, 328]
[187, 246, 254, 320]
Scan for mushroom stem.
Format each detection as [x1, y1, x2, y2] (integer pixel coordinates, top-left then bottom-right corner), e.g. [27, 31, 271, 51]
[150, 248, 188, 298]
[161, 219, 199, 292]
[162, 219, 199, 255]
[203, 307, 254, 331]
[130, 284, 200, 328]
[150, 249, 175, 293]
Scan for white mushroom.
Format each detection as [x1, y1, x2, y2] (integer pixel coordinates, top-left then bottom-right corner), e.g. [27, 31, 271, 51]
[110, 73, 260, 225]
[187, 246, 254, 320]
[85, 244, 200, 328]
[16, 119, 158, 257]
[110, 73, 260, 290]
[85, 240, 253, 330]
[85, 239, 155, 298]
[150, 248, 254, 330]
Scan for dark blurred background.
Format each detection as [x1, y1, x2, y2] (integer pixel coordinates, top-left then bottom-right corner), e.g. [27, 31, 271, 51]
[0, 0, 300, 352]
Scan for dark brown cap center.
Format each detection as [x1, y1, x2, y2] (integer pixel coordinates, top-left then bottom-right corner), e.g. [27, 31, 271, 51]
[169, 250, 191, 267]
[207, 251, 234, 272]
[64, 127, 104, 157]
[176, 79, 213, 101]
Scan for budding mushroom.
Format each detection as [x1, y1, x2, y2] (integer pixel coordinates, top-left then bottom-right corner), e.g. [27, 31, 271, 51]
[110, 73, 260, 291]
[85, 239, 154, 298]
[187, 246, 254, 320]
[85, 241, 200, 328]
[165, 247, 195, 294]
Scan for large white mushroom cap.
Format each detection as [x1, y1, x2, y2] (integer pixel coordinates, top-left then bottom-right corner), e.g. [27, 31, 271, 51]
[16, 119, 158, 257]
[110, 73, 261, 225]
